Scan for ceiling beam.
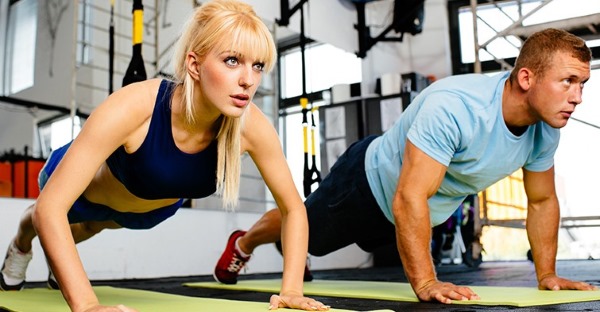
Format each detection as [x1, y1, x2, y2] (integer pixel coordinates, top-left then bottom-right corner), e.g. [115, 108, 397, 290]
[506, 13, 600, 38]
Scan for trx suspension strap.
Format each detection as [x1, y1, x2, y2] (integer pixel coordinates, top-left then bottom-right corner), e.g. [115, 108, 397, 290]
[108, 0, 115, 94]
[299, 5, 321, 198]
[122, 0, 147, 87]
[302, 100, 321, 197]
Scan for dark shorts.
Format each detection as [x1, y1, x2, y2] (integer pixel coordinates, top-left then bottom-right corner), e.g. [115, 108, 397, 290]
[38, 142, 182, 230]
[305, 135, 396, 256]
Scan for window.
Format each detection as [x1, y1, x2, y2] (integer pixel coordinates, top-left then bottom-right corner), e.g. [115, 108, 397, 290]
[280, 43, 362, 99]
[4, 0, 38, 94]
[278, 40, 361, 198]
[448, 0, 600, 74]
[77, 1, 92, 65]
[38, 116, 82, 158]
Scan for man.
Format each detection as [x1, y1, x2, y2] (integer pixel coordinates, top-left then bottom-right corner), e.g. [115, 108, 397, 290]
[214, 28, 596, 303]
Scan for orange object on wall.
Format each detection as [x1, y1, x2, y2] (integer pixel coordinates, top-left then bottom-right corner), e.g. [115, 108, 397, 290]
[0, 162, 11, 197]
[13, 160, 45, 198]
[0, 162, 10, 182]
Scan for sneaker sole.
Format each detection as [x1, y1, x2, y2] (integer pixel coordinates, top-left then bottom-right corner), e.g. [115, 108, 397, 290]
[0, 277, 24, 291]
[212, 271, 238, 285]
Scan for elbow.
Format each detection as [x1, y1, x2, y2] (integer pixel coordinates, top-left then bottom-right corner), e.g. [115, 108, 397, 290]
[30, 201, 56, 234]
[392, 189, 419, 222]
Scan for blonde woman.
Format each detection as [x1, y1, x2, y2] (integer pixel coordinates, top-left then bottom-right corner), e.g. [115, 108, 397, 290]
[0, 1, 328, 311]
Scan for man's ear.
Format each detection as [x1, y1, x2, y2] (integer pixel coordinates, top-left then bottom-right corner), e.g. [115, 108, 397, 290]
[185, 52, 201, 80]
[517, 68, 533, 91]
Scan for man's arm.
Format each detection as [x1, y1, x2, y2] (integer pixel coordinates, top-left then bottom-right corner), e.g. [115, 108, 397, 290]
[393, 140, 480, 303]
[523, 167, 597, 291]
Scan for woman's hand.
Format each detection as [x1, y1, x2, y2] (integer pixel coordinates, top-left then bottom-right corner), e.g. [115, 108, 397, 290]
[81, 304, 138, 312]
[269, 294, 330, 311]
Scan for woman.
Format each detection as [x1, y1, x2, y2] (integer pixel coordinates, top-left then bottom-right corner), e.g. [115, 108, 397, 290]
[0, 1, 329, 311]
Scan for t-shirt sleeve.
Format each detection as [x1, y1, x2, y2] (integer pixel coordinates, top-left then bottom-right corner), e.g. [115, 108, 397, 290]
[406, 92, 467, 167]
[523, 123, 560, 172]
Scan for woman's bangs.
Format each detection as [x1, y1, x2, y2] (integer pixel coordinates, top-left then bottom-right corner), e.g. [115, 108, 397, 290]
[227, 24, 275, 71]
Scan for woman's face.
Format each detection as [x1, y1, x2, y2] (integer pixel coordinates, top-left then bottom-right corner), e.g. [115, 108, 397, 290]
[197, 48, 265, 118]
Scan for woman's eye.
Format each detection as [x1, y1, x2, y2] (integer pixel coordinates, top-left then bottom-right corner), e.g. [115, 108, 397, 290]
[253, 63, 265, 72]
[225, 57, 238, 66]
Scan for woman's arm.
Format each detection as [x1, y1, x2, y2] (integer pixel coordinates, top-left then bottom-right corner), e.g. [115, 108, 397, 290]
[32, 80, 160, 312]
[242, 104, 323, 309]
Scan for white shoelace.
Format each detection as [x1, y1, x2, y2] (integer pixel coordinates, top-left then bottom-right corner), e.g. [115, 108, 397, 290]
[226, 255, 248, 273]
[2, 243, 32, 282]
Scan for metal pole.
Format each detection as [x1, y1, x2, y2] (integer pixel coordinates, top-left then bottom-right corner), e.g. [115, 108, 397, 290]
[70, 0, 80, 139]
[471, 0, 481, 73]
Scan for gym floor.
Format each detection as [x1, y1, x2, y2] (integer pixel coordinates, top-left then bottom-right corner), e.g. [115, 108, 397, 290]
[12, 259, 600, 312]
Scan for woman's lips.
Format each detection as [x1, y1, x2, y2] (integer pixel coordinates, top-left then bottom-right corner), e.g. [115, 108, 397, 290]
[231, 94, 250, 107]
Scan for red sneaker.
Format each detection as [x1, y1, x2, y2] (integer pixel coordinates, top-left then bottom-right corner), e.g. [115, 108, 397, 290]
[303, 261, 314, 282]
[214, 230, 250, 284]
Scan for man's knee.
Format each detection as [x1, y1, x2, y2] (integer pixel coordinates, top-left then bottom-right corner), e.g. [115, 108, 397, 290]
[307, 244, 331, 257]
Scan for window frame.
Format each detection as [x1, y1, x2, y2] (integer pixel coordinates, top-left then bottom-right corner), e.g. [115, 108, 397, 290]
[447, 0, 600, 75]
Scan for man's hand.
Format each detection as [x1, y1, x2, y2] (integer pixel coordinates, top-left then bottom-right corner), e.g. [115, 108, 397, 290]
[539, 275, 598, 291]
[414, 280, 480, 304]
[269, 294, 330, 311]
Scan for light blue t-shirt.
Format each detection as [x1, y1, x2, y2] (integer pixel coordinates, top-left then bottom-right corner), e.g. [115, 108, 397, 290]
[365, 72, 559, 227]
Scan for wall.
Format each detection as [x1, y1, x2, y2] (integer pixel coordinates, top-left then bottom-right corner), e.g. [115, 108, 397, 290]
[0, 107, 35, 156]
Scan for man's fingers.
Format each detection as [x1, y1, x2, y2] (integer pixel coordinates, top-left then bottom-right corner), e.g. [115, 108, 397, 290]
[418, 282, 480, 304]
[455, 285, 480, 300]
[434, 293, 452, 304]
[540, 276, 599, 291]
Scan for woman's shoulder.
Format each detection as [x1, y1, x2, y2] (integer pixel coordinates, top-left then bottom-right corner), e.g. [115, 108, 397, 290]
[114, 79, 164, 106]
[93, 79, 166, 123]
[122, 78, 169, 94]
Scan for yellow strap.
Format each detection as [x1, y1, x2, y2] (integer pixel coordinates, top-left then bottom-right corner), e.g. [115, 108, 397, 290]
[133, 10, 143, 44]
[301, 98, 309, 153]
[310, 128, 317, 156]
[300, 97, 308, 109]
[303, 127, 308, 153]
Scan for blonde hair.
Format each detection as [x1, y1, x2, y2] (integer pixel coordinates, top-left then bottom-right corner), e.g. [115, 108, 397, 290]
[509, 28, 591, 83]
[171, 0, 277, 209]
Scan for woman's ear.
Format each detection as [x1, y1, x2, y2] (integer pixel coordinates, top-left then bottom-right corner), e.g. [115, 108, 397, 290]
[185, 52, 201, 80]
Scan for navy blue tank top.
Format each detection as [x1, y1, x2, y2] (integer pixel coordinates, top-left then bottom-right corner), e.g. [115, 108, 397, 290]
[105, 80, 218, 200]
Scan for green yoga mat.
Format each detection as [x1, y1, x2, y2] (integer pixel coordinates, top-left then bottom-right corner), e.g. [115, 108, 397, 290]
[0, 286, 391, 312]
[184, 279, 600, 307]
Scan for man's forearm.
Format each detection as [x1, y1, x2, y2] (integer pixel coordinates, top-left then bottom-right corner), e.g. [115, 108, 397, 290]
[526, 199, 559, 281]
[393, 199, 437, 291]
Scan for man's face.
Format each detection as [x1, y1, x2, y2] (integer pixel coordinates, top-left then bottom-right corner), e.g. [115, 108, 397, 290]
[528, 51, 590, 128]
